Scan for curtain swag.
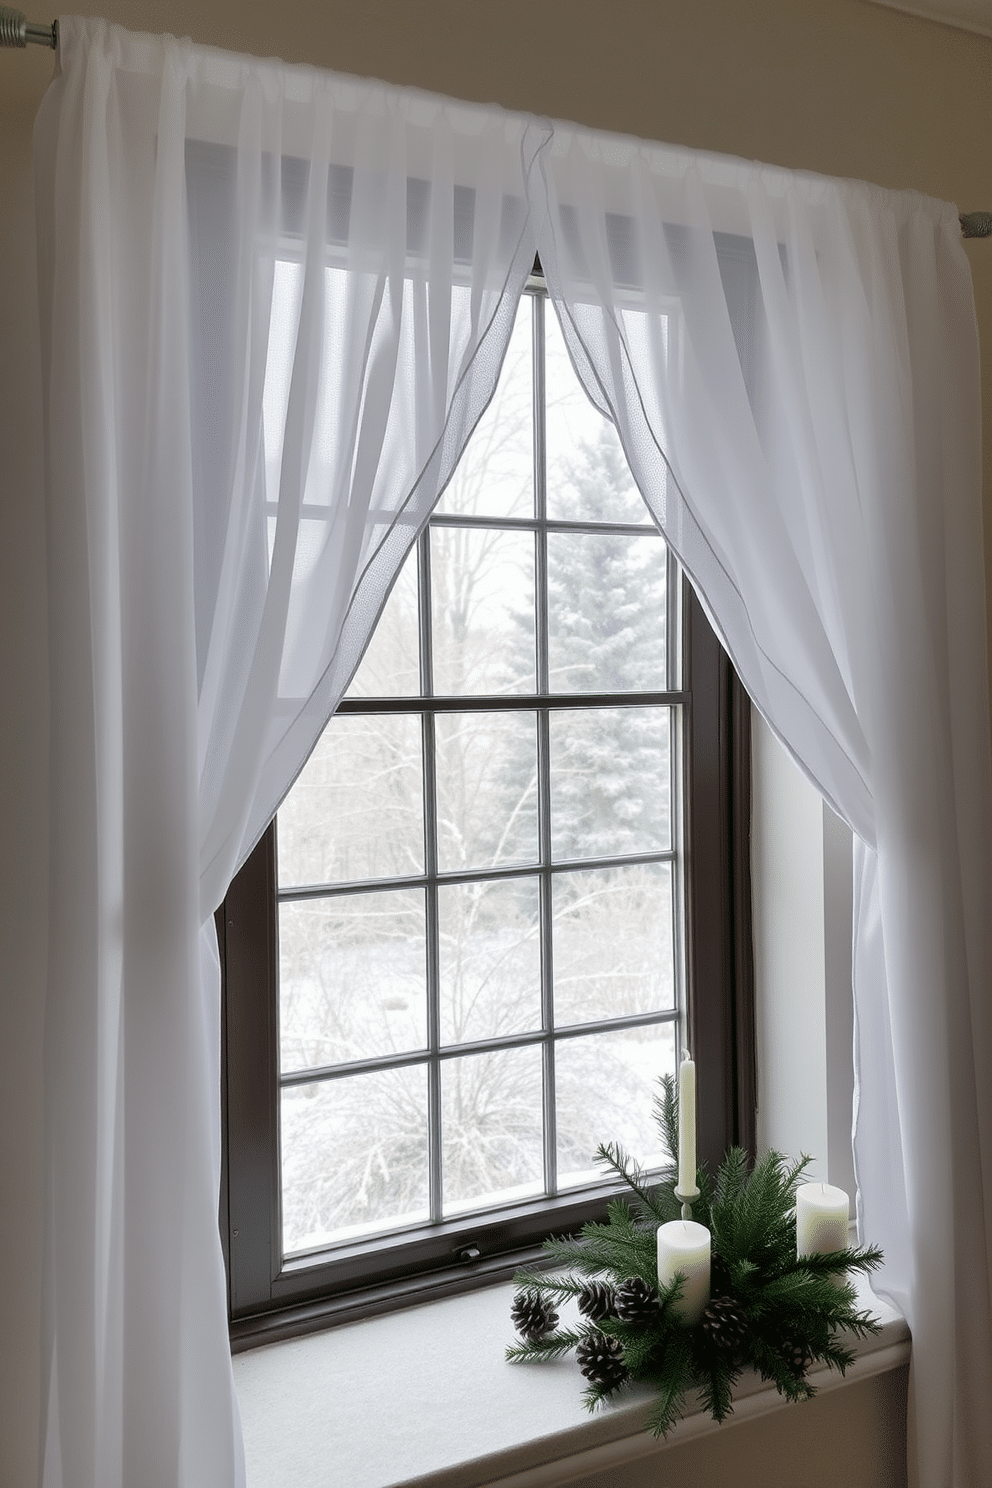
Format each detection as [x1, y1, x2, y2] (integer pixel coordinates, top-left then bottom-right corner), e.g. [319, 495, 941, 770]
[34, 17, 992, 1488]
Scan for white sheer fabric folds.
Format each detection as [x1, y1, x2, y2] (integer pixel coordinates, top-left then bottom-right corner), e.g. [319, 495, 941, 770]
[34, 17, 992, 1488]
[35, 18, 544, 1487]
[532, 128, 992, 1487]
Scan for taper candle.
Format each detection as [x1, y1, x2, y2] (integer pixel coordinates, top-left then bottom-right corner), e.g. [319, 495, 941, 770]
[657, 1219, 711, 1324]
[677, 1050, 697, 1198]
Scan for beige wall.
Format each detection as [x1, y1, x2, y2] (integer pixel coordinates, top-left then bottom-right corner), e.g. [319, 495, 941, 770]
[0, 110, 48, 1488]
[2, 2, 988, 1484]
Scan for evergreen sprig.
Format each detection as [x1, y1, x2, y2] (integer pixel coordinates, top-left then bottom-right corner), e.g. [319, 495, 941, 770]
[505, 1326, 592, 1365]
[506, 1074, 883, 1437]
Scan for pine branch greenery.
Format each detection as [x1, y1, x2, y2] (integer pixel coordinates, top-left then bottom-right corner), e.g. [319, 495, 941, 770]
[507, 1074, 883, 1437]
[594, 1141, 679, 1225]
[653, 1076, 680, 1170]
[505, 1326, 592, 1364]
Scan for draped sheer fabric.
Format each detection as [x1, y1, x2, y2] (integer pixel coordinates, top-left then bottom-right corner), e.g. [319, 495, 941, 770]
[531, 125, 992, 1487]
[34, 17, 991, 1488]
[35, 20, 545, 1487]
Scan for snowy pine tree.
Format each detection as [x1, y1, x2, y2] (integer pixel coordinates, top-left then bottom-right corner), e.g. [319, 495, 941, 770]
[547, 425, 666, 695]
[507, 418, 672, 863]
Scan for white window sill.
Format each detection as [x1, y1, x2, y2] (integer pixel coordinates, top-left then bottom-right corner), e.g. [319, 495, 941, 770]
[232, 1272, 909, 1488]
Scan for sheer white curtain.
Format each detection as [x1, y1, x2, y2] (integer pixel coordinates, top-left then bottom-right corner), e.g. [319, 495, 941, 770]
[34, 19, 545, 1487]
[532, 125, 992, 1488]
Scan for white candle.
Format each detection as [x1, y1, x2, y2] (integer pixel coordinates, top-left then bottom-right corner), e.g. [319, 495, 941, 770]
[677, 1050, 697, 1197]
[657, 1220, 711, 1325]
[796, 1182, 850, 1258]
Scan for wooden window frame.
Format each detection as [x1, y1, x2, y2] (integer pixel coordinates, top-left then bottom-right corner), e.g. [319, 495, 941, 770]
[218, 580, 754, 1350]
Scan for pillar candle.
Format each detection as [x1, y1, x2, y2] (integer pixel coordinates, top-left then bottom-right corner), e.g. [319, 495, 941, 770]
[795, 1182, 850, 1258]
[657, 1219, 711, 1325]
[677, 1050, 697, 1197]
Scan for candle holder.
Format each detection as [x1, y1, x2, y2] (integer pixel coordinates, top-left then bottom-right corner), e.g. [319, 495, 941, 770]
[673, 1187, 700, 1221]
[506, 1074, 883, 1439]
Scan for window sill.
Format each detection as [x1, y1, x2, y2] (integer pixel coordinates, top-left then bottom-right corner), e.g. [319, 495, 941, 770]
[232, 1272, 909, 1488]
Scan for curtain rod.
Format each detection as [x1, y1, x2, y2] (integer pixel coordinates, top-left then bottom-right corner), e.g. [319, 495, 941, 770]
[0, 6, 54, 47]
[2, 7, 990, 238]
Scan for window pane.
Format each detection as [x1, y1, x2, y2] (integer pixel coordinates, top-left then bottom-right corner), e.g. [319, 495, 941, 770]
[549, 706, 671, 860]
[545, 309, 650, 525]
[439, 877, 542, 1046]
[441, 1045, 544, 1215]
[345, 546, 420, 698]
[279, 889, 427, 1073]
[277, 713, 424, 888]
[435, 711, 538, 873]
[430, 526, 535, 695]
[548, 531, 667, 693]
[552, 863, 675, 1026]
[555, 1025, 675, 1189]
[281, 1065, 430, 1254]
[435, 296, 533, 518]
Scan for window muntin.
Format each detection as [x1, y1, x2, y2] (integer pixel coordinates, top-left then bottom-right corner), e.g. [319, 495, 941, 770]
[272, 286, 683, 1262]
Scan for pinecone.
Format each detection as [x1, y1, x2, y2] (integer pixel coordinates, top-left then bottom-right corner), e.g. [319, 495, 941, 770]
[710, 1254, 733, 1298]
[510, 1288, 559, 1340]
[700, 1295, 748, 1356]
[779, 1334, 815, 1379]
[577, 1281, 618, 1322]
[575, 1331, 628, 1391]
[615, 1276, 660, 1325]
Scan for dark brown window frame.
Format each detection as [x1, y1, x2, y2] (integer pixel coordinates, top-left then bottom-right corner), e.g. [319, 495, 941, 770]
[218, 580, 754, 1351]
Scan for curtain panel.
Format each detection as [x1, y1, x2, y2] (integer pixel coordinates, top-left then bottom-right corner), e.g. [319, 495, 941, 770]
[531, 126, 992, 1487]
[34, 17, 991, 1488]
[35, 19, 546, 1487]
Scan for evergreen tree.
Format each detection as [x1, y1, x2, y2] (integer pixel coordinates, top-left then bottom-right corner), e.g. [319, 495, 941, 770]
[547, 426, 666, 695]
[506, 419, 672, 863]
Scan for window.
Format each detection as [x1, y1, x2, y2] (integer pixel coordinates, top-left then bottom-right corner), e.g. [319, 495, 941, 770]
[219, 274, 754, 1346]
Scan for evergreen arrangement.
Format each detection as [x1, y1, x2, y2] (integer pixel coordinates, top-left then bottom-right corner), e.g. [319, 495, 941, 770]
[506, 1076, 883, 1438]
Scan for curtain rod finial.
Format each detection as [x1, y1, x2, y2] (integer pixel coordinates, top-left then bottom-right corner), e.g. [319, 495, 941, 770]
[0, 7, 56, 47]
[960, 212, 992, 239]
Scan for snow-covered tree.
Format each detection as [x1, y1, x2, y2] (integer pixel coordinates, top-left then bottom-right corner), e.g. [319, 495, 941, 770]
[500, 418, 672, 864]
